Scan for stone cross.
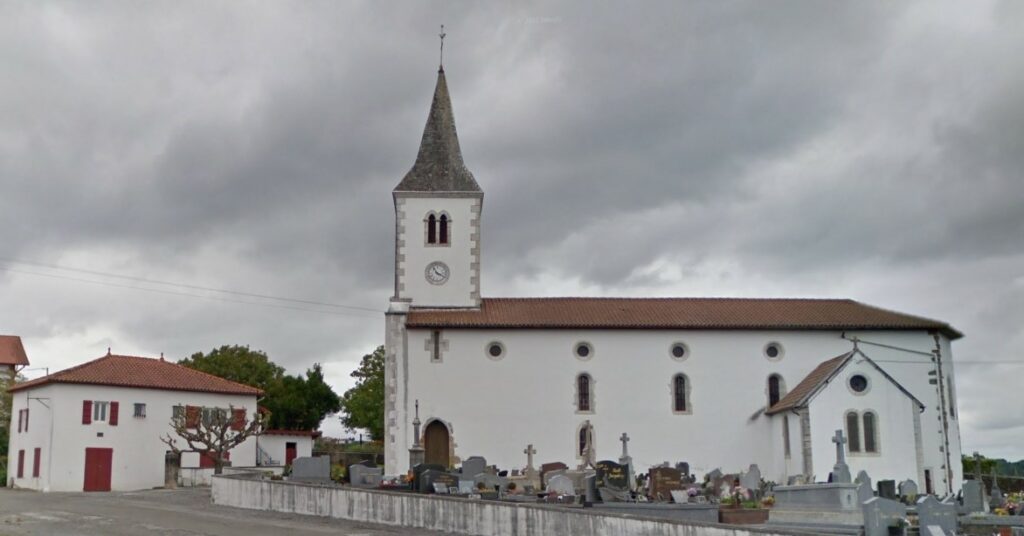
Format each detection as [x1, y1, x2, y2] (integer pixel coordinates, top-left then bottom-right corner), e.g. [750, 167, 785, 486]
[832, 429, 847, 465]
[524, 444, 536, 470]
[412, 400, 422, 447]
[620, 433, 630, 458]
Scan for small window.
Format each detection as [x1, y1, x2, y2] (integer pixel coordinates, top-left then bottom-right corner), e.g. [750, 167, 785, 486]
[172, 405, 185, 420]
[764, 342, 784, 360]
[849, 374, 869, 394]
[439, 214, 449, 244]
[670, 342, 688, 360]
[574, 342, 593, 360]
[846, 411, 861, 453]
[782, 416, 791, 458]
[768, 374, 784, 407]
[486, 342, 504, 360]
[134, 403, 147, 418]
[863, 411, 878, 453]
[673, 374, 689, 412]
[427, 214, 437, 244]
[577, 374, 592, 412]
[432, 330, 442, 362]
[93, 401, 109, 422]
[578, 426, 588, 456]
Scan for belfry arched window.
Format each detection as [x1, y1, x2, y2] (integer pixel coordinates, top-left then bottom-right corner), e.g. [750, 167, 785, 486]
[846, 411, 861, 453]
[427, 214, 437, 244]
[768, 374, 784, 408]
[439, 214, 449, 244]
[577, 374, 592, 412]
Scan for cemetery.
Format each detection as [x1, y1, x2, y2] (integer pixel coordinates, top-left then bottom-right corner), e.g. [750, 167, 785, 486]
[213, 426, 1024, 536]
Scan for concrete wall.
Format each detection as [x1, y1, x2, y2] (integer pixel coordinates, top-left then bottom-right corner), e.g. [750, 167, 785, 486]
[390, 327, 962, 493]
[212, 474, 815, 536]
[8, 383, 258, 491]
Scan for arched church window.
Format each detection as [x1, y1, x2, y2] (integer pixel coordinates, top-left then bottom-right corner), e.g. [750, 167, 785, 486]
[863, 411, 878, 453]
[439, 214, 449, 244]
[672, 374, 689, 412]
[577, 374, 592, 412]
[578, 425, 587, 456]
[846, 411, 861, 453]
[768, 374, 785, 408]
[427, 214, 437, 244]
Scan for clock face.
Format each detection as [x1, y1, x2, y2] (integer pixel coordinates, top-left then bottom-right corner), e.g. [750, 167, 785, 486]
[425, 261, 450, 285]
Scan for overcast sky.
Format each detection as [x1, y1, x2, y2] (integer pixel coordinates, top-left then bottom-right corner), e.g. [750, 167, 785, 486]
[1, 2, 1021, 459]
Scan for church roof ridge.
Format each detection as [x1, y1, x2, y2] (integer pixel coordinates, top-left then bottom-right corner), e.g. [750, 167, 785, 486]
[394, 68, 481, 193]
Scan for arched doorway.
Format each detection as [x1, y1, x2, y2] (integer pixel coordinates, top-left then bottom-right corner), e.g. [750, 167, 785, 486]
[423, 420, 450, 468]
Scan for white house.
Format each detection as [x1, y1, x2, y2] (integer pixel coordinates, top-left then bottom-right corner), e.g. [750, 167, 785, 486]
[7, 352, 270, 492]
[383, 67, 964, 495]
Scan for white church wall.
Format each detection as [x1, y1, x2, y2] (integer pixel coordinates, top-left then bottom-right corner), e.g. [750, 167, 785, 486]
[394, 326, 961, 492]
[9, 383, 257, 492]
[395, 195, 480, 308]
[807, 357, 921, 485]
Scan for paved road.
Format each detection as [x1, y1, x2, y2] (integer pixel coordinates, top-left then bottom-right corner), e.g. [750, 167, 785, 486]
[0, 487, 446, 536]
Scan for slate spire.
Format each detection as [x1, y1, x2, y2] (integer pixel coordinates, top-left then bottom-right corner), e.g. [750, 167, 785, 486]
[394, 68, 481, 192]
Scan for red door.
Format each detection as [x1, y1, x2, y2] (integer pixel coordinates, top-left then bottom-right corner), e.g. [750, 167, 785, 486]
[285, 442, 297, 466]
[84, 448, 113, 492]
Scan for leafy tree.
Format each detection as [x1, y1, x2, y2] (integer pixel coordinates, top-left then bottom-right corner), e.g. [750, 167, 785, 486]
[180, 345, 340, 431]
[339, 346, 385, 441]
[161, 406, 265, 474]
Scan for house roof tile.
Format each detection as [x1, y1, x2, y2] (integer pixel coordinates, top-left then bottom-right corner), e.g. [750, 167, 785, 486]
[405, 298, 961, 339]
[8, 354, 263, 396]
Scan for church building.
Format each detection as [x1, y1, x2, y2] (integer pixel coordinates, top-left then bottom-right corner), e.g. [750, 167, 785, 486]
[384, 66, 964, 495]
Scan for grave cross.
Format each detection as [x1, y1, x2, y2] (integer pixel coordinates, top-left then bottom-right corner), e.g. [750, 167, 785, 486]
[832, 429, 847, 465]
[620, 433, 630, 458]
[523, 444, 536, 470]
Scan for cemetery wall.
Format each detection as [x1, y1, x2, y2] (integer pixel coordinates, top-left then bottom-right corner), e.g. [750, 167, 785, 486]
[395, 327, 961, 492]
[211, 473, 814, 536]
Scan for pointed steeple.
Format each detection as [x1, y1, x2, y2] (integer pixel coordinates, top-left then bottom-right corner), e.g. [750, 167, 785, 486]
[394, 69, 481, 192]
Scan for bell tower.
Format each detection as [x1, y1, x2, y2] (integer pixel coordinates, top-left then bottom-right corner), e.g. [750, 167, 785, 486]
[391, 67, 483, 309]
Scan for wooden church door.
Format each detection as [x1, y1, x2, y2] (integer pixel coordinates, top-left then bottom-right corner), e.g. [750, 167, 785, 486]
[423, 420, 450, 468]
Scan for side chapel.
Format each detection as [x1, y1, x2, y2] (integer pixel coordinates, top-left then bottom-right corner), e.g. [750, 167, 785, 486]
[384, 66, 964, 494]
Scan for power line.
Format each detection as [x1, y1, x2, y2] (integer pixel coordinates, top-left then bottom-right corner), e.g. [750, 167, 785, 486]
[1, 267, 381, 319]
[0, 257, 381, 313]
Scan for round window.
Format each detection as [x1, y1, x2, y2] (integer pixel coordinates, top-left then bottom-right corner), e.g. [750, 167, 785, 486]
[849, 374, 869, 393]
[670, 343, 688, 360]
[764, 342, 784, 360]
[486, 342, 504, 360]
[574, 342, 592, 360]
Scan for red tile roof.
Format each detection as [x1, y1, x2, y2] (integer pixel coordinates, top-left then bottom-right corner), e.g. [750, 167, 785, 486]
[765, 352, 852, 415]
[9, 354, 264, 396]
[0, 335, 30, 367]
[405, 298, 962, 339]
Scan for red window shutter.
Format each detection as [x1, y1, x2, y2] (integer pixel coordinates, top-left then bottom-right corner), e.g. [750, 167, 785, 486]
[109, 401, 119, 426]
[82, 400, 93, 425]
[231, 409, 246, 431]
[25, 408, 29, 432]
[32, 448, 41, 477]
[199, 451, 214, 468]
[17, 450, 24, 478]
[185, 406, 200, 428]
[224, 450, 230, 461]
[17, 409, 22, 433]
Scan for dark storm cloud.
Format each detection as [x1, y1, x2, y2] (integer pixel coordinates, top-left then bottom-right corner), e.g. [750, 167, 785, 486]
[1, 1, 1021, 451]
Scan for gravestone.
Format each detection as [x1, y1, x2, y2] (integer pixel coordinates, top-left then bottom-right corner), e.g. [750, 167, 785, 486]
[740, 464, 761, 495]
[349, 463, 383, 488]
[595, 460, 628, 490]
[473, 472, 507, 492]
[547, 473, 575, 496]
[877, 480, 897, 501]
[898, 479, 918, 504]
[458, 480, 474, 494]
[990, 470, 1006, 509]
[855, 470, 874, 505]
[830, 430, 852, 484]
[862, 496, 907, 536]
[461, 456, 487, 478]
[960, 480, 985, 513]
[412, 463, 444, 490]
[584, 474, 600, 504]
[419, 469, 458, 494]
[290, 456, 331, 483]
[669, 490, 689, 504]
[917, 495, 957, 536]
[433, 482, 450, 494]
[540, 462, 568, 487]
[649, 466, 683, 501]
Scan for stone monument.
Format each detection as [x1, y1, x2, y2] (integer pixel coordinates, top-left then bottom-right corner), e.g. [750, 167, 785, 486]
[408, 400, 424, 468]
[618, 432, 635, 491]
[831, 429, 852, 484]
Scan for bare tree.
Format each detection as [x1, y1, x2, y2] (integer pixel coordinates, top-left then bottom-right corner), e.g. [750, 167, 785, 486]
[161, 405, 265, 475]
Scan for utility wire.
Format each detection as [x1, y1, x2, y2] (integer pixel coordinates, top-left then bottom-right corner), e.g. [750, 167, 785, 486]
[0, 257, 382, 311]
[1, 267, 381, 319]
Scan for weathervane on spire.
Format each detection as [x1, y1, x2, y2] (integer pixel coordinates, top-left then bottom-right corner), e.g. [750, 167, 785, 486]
[439, 24, 446, 70]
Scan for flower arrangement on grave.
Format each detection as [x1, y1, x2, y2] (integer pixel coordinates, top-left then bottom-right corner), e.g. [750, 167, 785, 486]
[1006, 492, 1023, 515]
[760, 495, 775, 508]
